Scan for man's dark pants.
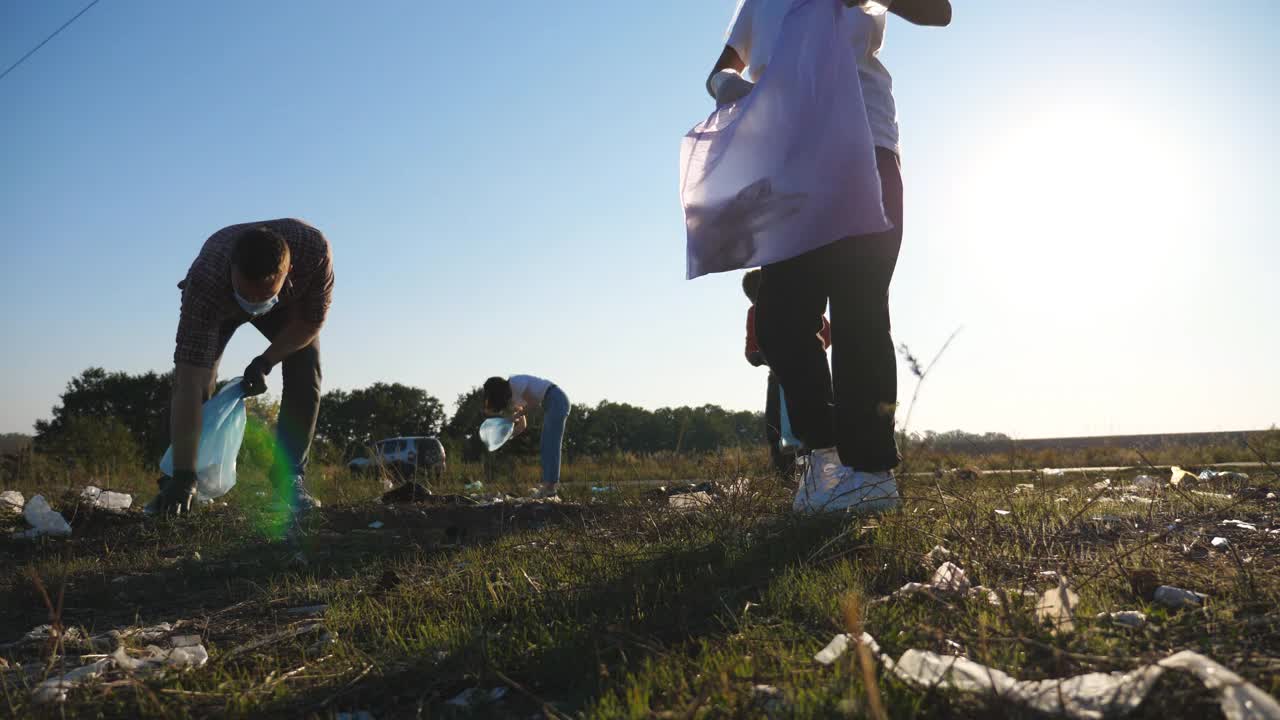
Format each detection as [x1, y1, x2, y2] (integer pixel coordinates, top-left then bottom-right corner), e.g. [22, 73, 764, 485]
[755, 146, 904, 472]
[208, 310, 322, 478]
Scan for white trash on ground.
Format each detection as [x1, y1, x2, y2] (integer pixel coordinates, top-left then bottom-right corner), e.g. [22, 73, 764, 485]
[16, 495, 71, 538]
[1037, 579, 1079, 635]
[32, 658, 112, 703]
[1170, 466, 1197, 487]
[669, 491, 714, 510]
[886, 646, 1280, 720]
[1212, 537, 1230, 550]
[0, 490, 23, 512]
[931, 562, 970, 594]
[1154, 585, 1207, 610]
[112, 642, 210, 672]
[1096, 611, 1147, 628]
[814, 631, 881, 666]
[1221, 519, 1259, 532]
[81, 485, 133, 511]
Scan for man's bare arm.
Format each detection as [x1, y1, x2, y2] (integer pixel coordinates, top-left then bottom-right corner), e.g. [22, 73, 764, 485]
[171, 363, 214, 473]
[261, 320, 322, 366]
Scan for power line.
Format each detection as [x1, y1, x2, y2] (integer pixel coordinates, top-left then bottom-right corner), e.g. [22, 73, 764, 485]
[0, 0, 104, 83]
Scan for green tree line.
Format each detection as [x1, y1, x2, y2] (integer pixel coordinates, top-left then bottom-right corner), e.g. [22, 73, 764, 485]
[26, 368, 769, 473]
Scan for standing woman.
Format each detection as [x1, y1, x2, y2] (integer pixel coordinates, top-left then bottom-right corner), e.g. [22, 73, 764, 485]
[706, 0, 951, 513]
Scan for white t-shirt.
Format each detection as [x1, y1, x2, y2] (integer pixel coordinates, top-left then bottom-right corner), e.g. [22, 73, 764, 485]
[725, 0, 899, 154]
[508, 374, 553, 409]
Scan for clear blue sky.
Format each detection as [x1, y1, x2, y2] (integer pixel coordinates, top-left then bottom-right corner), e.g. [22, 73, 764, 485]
[2, 0, 1277, 440]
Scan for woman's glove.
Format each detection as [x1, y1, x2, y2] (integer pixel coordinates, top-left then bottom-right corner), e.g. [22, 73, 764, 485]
[707, 69, 755, 105]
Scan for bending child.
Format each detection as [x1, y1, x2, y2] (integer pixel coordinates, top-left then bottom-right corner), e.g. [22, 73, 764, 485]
[483, 375, 570, 498]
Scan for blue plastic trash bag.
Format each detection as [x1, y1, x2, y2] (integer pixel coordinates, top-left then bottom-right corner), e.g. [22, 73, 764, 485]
[680, 0, 889, 279]
[479, 417, 515, 452]
[160, 379, 247, 501]
[777, 385, 802, 451]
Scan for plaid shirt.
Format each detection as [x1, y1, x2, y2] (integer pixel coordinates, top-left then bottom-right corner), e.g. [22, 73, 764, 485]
[174, 219, 334, 368]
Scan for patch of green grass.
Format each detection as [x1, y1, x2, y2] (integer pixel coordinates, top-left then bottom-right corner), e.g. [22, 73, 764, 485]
[1, 458, 1277, 718]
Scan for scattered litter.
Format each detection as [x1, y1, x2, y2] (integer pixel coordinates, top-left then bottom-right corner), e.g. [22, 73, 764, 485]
[1221, 520, 1258, 532]
[1042, 469, 1065, 478]
[446, 687, 509, 707]
[1200, 470, 1251, 483]
[1091, 478, 1113, 492]
[32, 658, 111, 703]
[15, 495, 71, 538]
[591, 486, 617, 494]
[1153, 585, 1207, 610]
[367, 521, 384, 529]
[1056, 497, 1071, 503]
[1268, 493, 1277, 500]
[669, 491, 714, 510]
[124, 622, 175, 643]
[80, 485, 133, 511]
[814, 631, 879, 666]
[994, 509, 1011, 516]
[1013, 483, 1036, 493]
[463, 481, 485, 493]
[884, 644, 1280, 720]
[1130, 475, 1160, 491]
[931, 562, 970, 593]
[1192, 490, 1235, 500]
[925, 545, 951, 565]
[1170, 466, 1196, 487]
[112, 642, 209, 672]
[1036, 578, 1079, 635]
[0, 490, 23, 512]
[753, 684, 782, 698]
[1211, 537, 1230, 551]
[1096, 611, 1147, 628]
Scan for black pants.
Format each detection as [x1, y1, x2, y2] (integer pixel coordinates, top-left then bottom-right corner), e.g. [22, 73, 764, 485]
[764, 372, 791, 473]
[755, 146, 903, 472]
[211, 310, 323, 476]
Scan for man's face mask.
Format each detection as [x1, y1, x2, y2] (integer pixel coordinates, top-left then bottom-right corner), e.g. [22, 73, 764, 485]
[235, 290, 279, 317]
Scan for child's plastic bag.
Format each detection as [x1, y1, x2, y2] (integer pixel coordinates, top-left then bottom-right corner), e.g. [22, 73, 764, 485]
[479, 417, 515, 452]
[160, 379, 247, 501]
[681, 0, 890, 279]
[777, 386, 802, 450]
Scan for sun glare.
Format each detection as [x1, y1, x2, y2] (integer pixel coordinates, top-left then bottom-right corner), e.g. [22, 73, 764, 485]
[950, 101, 1203, 319]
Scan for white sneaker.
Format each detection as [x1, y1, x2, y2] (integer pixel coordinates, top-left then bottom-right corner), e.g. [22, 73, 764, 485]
[793, 448, 858, 513]
[845, 471, 900, 514]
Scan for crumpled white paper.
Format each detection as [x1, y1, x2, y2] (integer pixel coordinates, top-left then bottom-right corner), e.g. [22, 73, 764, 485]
[16, 495, 71, 538]
[0, 490, 24, 512]
[817, 634, 1280, 720]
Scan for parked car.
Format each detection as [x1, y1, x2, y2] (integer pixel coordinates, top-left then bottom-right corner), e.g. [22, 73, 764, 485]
[348, 436, 447, 480]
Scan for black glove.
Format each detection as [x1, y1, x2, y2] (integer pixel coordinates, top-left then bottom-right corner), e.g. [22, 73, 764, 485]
[150, 469, 198, 516]
[747, 351, 767, 368]
[242, 354, 273, 397]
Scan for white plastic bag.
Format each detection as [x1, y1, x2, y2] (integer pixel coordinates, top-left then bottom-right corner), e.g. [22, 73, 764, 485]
[681, 0, 890, 279]
[479, 417, 515, 451]
[160, 379, 247, 500]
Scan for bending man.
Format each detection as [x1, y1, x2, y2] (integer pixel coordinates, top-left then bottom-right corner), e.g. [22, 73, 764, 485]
[149, 219, 334, 515]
